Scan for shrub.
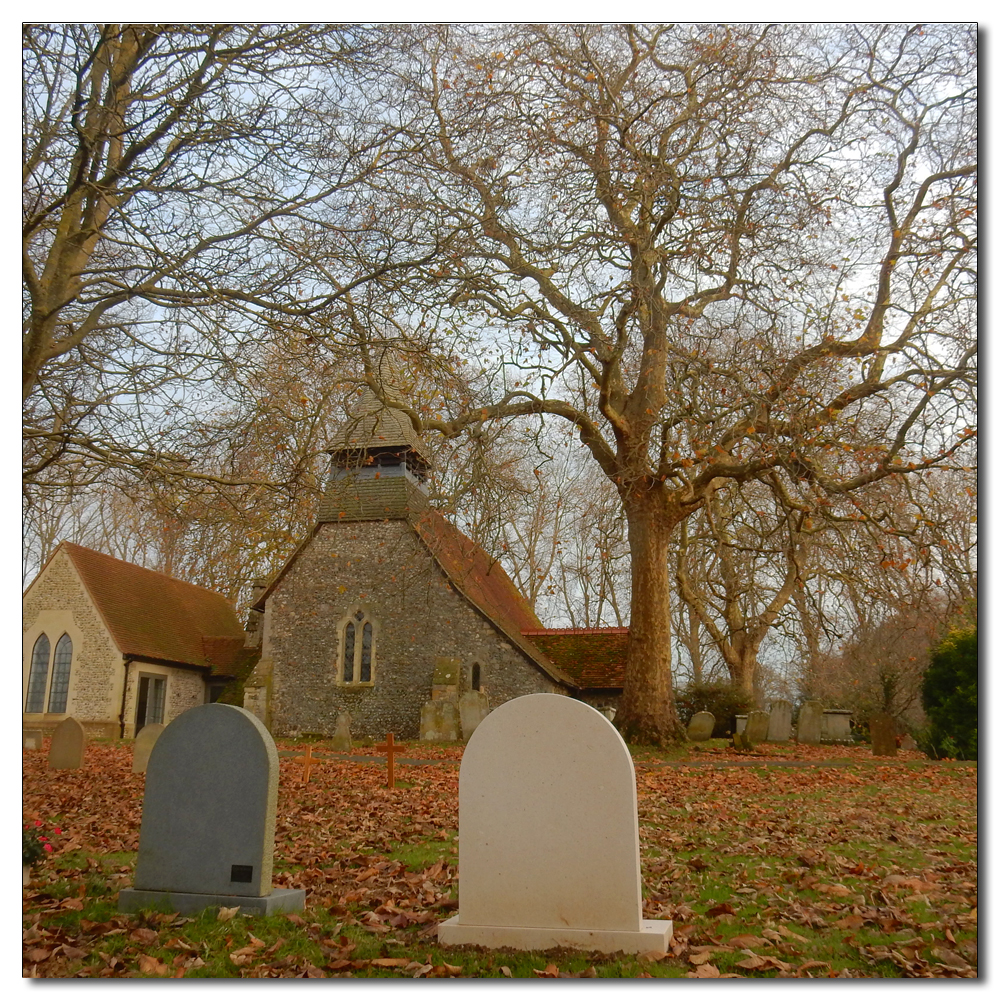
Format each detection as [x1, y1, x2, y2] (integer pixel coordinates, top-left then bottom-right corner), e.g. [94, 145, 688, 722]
[921, 625, 978, 760]
[675, 683, 754, 738]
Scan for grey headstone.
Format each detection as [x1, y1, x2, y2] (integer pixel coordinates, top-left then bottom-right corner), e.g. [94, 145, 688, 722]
[735, 714, 748, 734]
[796, 701, 824, 745]
[432, 657, 460, 697]
[119, 703, 303, 915]
[458, 690, 490, 742]
[870, 712, 897, 757]
[132, 723, 165, 774]
[822, 709, 853, 742]
[744, 710, 770, 744]
[329, 712, 352, 752]
[421, 699, 460, 741]
[48, 717, 85, 769]
[899, 733, 917, 751]
[23, 729, 44, 751]
[687, 711, 715, 741]
[766, 700, 793, 742]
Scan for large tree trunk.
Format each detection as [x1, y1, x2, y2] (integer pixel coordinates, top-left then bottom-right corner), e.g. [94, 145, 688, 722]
[615, 493, 688, 746]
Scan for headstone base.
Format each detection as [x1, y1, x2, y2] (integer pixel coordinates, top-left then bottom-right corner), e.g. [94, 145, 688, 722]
[118, 886, 305, 916]
[437, 915, 673, 954]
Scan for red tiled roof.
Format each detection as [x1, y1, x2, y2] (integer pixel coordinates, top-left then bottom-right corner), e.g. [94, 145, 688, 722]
[413, 510, 544, 634]
[521, 628, 629, 690]
[412, 511, 578, 689]
[58, 542, 249, 676]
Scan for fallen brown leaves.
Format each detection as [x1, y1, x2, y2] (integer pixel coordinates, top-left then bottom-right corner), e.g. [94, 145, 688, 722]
[24, 738, 976, 978]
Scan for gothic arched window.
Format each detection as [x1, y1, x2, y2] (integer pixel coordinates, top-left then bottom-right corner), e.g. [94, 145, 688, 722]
[25, 634, 50, 713]
[340, 610, 375, 685]
[47, 634, 73, 713]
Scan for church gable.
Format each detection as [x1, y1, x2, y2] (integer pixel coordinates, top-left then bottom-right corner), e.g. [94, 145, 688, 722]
[258, 518, 572, 739]
[23, 547, 122, 733]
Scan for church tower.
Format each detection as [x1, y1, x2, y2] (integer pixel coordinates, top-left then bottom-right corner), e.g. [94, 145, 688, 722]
[318, 384, 433, 524]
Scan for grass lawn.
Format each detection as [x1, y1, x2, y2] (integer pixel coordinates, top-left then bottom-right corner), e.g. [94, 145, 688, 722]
[23, 737, 976, 978]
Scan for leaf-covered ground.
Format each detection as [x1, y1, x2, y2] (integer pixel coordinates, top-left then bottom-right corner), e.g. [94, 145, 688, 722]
[23, 738, 976, 978]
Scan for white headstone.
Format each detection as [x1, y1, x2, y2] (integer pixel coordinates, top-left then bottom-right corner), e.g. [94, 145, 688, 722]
[437, 693, 672, 953]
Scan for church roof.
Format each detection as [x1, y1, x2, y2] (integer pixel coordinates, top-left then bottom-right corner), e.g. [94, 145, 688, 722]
[53, 542, 251, 676]
[520, 627, 628, 690]
[328, 387, 431, 466]
[411, 511, 577, 689]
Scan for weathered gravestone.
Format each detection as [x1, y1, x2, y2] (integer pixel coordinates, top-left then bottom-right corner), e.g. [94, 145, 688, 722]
[735, 714, 748, 734]
[458, 690, 490, 742]
[767, 700, 793, 742]
[329, 711, 352, 752]
[420, 699, 460, 741]
[744, 710, 770, 744]
[23, 729, 44, 751]
[870, 712, 897, 757]
[899, 733, 917, 751]
[796, 700, 824, 745]
[822, 709, 853, 742]
[132, 723, 165, 774]
[431, 657, 460, 699]
[438, 693, 672, 953]
[687, 711, 715, 741]
[48, 717, 86, 769]
[118, 703, 304, 915]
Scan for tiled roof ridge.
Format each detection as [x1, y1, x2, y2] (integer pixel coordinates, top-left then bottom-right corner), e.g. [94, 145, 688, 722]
[60, 541, 234, 600]
[522, 626, 630, 635]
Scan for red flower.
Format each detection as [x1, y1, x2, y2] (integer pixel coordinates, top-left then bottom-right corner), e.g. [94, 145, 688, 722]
[34, 820, 42, 827]
[54, 827, 62, 835]
[44, 844, 53, 852]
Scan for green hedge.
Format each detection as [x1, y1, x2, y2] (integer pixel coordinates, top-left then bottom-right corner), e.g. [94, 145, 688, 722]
[920, 625, 978, 760]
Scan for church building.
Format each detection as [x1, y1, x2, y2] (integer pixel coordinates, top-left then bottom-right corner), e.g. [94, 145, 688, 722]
[24, 391, 627, 744]
[240, 389, 623, 739]
[22, 542, 255, 739]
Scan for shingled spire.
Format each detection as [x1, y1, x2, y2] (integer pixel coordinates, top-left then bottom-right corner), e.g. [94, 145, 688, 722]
[318, 359, 432, 522]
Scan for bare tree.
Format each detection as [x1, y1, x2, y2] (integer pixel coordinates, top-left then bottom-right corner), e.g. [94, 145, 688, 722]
[675, 480, 812, 700]
[23, 23, 439, 492]
[348, 23, 976, 742]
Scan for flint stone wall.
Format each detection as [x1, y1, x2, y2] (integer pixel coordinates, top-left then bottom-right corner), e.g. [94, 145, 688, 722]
[263, 521, 564, 739]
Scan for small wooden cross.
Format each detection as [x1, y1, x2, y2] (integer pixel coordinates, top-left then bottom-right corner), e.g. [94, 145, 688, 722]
[292, 745, 319, 784]
[374, 732, 401, 788]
